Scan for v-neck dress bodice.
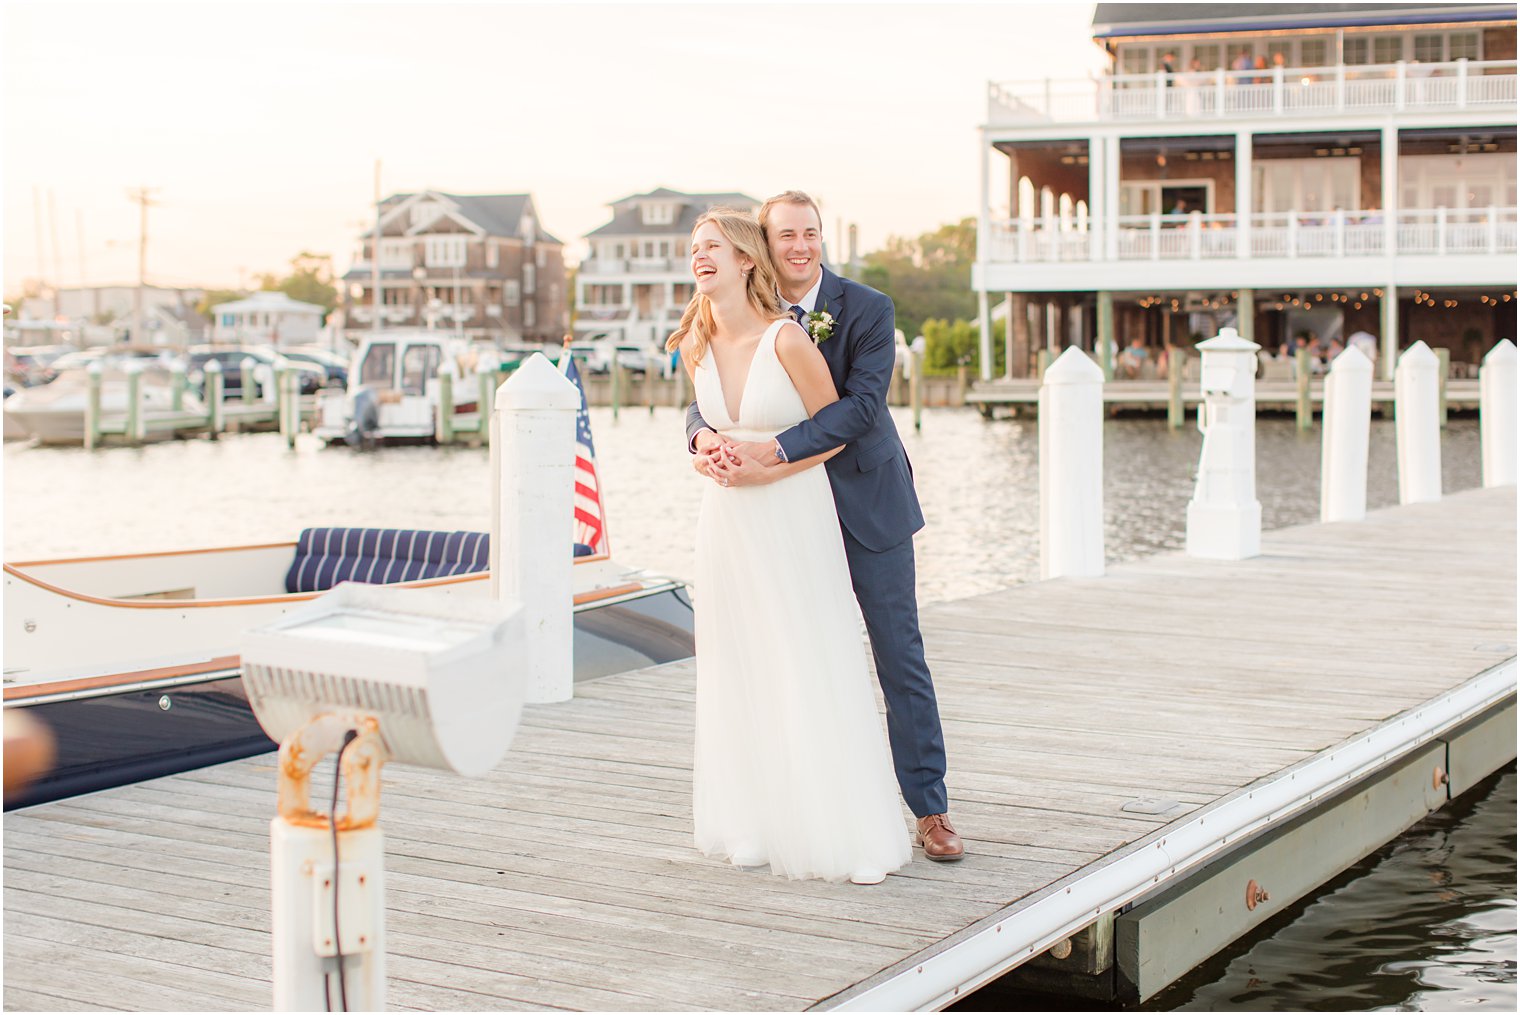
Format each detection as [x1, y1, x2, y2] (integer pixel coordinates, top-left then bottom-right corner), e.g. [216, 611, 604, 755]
[692, 318, 806, 442]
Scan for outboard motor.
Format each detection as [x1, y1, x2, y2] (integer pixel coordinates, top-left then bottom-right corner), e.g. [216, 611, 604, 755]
[345, 386, 382, 449]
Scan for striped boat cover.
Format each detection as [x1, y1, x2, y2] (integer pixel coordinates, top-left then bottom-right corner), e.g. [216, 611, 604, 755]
[284, 528, 596, 593]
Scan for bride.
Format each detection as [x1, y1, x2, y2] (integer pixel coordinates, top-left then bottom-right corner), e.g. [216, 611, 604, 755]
[669, 208, 911, 885]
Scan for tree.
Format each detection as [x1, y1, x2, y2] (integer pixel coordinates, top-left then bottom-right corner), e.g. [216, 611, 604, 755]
[258, 251, 338, 316]
[859, 218, 977, 342]
[196, 289, 244, 318]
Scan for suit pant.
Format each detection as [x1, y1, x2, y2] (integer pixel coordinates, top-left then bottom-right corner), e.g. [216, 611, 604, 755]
[842, 527, 949, 818]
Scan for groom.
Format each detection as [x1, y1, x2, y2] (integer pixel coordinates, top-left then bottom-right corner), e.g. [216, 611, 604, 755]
[686, 190, 962, 862]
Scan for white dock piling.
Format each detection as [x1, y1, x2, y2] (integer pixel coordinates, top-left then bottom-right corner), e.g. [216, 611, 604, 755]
[205, 360, 225, 438]
[1480, 339, 1516, 488]
[124, 362, 146, 445]
[83, 361, 103, 451]
[240, 357, 257, 405]
[491, 353, 580, 704]
[1039, 347, 1105, 579]
[170, 363, 187, 412]
[1186, 328, 1262, 560]
[1320, 346, 1374, 523]
[1395, 341, 1442, 505]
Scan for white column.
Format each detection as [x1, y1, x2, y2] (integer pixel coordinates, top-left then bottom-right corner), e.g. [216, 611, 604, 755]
[1087, 134, 1104, 262]
[1186, 328, 1262, 560]
[977, 290, 992, 381]
[977, 131, 993, 380]
[1320, 347, 1374, 522]
[1394, 341, 1442, 504]
[1104, 135, 1121, 261]
[1380, 125, 1399, 381]
[1235, 130, 1253, 259]
[1480, 339, 1517, 487]
[492, 353, 581, 703]
[1039, 348, 1105, 578]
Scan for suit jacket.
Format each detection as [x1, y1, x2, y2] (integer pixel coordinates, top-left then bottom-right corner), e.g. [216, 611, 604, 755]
[685, 266, 924, 552]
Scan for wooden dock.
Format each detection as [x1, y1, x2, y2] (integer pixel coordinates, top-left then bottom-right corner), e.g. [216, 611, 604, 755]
[4, 487, 1515, 1011]
[966, 377, 1482, 418]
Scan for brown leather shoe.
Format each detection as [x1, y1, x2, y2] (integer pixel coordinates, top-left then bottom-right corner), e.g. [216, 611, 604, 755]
[916, 814, 964, 862]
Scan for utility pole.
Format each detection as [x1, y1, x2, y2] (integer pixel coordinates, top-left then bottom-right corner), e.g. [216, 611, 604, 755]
[48, 190, 63, 318]
[127, 186, 159, 346]
[33, 186, 49, 315]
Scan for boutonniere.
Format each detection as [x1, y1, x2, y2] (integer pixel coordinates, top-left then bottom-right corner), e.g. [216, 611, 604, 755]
[805, 305, 835, 344]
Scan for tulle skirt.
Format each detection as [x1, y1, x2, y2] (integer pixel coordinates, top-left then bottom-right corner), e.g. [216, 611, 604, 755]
[692, 439, 911, 882]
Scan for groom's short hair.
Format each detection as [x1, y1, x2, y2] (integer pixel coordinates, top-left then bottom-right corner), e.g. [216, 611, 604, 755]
[758, 191, 822, 235]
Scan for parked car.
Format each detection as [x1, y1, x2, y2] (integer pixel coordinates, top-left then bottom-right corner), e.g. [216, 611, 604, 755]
[277, 345, 350, 388]
[186, 346, 325, 400]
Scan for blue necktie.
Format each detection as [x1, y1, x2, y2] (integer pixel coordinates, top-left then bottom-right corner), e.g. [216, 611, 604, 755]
[790, 304, 806, 325]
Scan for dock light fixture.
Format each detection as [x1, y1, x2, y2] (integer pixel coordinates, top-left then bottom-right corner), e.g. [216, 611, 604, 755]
[243, 583, 526, 1012]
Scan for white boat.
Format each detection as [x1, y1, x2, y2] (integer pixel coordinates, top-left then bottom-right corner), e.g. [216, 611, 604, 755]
[3, 528, 693, 806]
[312, 330, 482, 445]
[3, 356, 207, 445]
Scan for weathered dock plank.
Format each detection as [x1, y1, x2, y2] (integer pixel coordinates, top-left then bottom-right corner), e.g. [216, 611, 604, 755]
[5, 487, 1514, 1012]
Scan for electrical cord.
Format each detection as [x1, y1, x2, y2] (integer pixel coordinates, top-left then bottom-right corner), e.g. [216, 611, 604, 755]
[328, 729, 359, 1013]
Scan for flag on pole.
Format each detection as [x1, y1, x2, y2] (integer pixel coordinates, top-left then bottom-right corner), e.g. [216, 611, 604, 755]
[560, 353, 608, 555]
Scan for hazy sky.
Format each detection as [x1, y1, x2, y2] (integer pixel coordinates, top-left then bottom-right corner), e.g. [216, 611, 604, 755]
[2, 1, 1105, 294]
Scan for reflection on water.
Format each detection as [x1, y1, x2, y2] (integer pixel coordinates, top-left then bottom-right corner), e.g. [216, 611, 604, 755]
[2, 408, 1484, 607]
[3, 409, 1504, 1009]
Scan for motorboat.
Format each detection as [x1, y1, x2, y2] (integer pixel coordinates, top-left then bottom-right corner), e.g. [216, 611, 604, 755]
[312, 330, 485, 445]
[3, 528, 694, 807]
[2, 350, 207, 445]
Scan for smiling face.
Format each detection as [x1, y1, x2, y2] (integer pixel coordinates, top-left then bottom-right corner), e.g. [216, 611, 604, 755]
[765, 200, 823, 298]
[690, 220, 752, 298]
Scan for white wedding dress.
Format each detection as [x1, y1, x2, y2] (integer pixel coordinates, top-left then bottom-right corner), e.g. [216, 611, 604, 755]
[691, 318, 911, 882]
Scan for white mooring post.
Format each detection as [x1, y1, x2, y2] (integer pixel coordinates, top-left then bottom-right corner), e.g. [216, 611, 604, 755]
[1320, 346, 1374, 523]
[1186, 327, 1262, 560]
[1480, 339, 1516, 487]
[491, 353, 580, 703]
[1039, 347, 1105, 579]
[1395, 341, 1442, 504]
[123, 361, 146, 445]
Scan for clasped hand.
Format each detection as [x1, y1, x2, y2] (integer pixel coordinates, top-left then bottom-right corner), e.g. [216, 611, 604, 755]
[693, 434, 775, 488]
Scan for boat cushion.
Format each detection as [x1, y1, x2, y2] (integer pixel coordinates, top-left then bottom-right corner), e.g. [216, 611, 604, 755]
[285, 527, 597, 593]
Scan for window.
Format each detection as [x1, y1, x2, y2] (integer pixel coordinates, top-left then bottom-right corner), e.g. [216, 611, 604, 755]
[1267, 40, 1292, 66]
[425, 235, 466, 268]
[523, 263, 536, 295]
[641, 203, 675, 225]
[1413, 34, 1444, 63]
[536, 247, 546, 268]
[1226, 43, 1254, 71]
[1120, 46, 1150, 74]
[1449, 33, 1479, 61]
[504, 280, 521, 307]
[379, 240, 412, 268]
[401, 345, 440, 396]
[1192, 44, 1220, 71]
[487, 242, 498, 269]
[522, 214, 536, 246]
[359, 343, 396, 388]
[382, 287, 406, 306]
[1373, 36, 1403, 64]
[1344, 37, 1370, 65]
[1300, 39, 1328, 66]
[409, 202, 442, 229]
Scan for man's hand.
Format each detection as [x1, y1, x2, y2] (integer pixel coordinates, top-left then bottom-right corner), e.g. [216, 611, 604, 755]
[708, 447, 775, 488]
[728, 439, 783, 467]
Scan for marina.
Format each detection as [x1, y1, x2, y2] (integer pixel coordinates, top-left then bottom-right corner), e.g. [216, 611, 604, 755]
[2, 483, 1513, 1009]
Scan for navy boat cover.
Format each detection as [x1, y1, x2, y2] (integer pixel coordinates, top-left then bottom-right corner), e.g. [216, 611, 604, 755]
[285, 527, 595, 593]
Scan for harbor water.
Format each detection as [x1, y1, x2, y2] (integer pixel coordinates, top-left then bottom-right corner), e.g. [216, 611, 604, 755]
[3, 408, 1511, 1009]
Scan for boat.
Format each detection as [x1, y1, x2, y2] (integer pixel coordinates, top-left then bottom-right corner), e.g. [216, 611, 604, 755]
[311, 330, 482, 445]
[3, 528, 694, 808]
[2, 350, 208, 445]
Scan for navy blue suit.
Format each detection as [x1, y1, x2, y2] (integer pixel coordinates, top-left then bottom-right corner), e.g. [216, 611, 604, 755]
[685, 267, 949, 817]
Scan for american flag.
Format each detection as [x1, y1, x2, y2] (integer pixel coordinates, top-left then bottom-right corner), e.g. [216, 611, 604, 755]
[561, 354, 608, 555]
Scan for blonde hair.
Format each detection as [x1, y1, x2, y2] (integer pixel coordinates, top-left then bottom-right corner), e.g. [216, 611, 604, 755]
[666, 207, 786, 366]
[758, 190, 822, 236]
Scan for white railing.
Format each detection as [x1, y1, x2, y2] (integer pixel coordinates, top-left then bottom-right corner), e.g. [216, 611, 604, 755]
[986, 207, 1517, 263]
[988, 59, 1517, 124]
[580, 257, 676, 276]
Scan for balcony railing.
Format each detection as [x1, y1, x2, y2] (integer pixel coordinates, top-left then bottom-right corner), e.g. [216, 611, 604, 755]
[581, 257, 677, 275]
[986, 207, 1518, 263]
[989, 59, 1517, 125]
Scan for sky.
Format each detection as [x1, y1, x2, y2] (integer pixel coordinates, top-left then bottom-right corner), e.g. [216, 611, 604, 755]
[2, 1, 1106, 295]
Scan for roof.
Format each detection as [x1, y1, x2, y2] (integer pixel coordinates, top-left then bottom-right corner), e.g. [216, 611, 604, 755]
[586, 189, 760, 239]
[367, 193, 562, 245]
[209, 291, 326, 315]
[1091, 3, 1515, 37]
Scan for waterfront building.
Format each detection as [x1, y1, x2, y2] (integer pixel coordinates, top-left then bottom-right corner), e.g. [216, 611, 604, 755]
[208, 290, 324, 346]
[576, 188, 759, 348]
[974, 3, 1518, 380]
[342, 192, 568, 346]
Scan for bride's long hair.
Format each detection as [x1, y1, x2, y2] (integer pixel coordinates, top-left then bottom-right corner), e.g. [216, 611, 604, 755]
[665, 208, 786, 366]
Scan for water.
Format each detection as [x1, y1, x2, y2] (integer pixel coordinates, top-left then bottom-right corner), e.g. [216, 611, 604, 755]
[3, 409, 1508, 1008]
